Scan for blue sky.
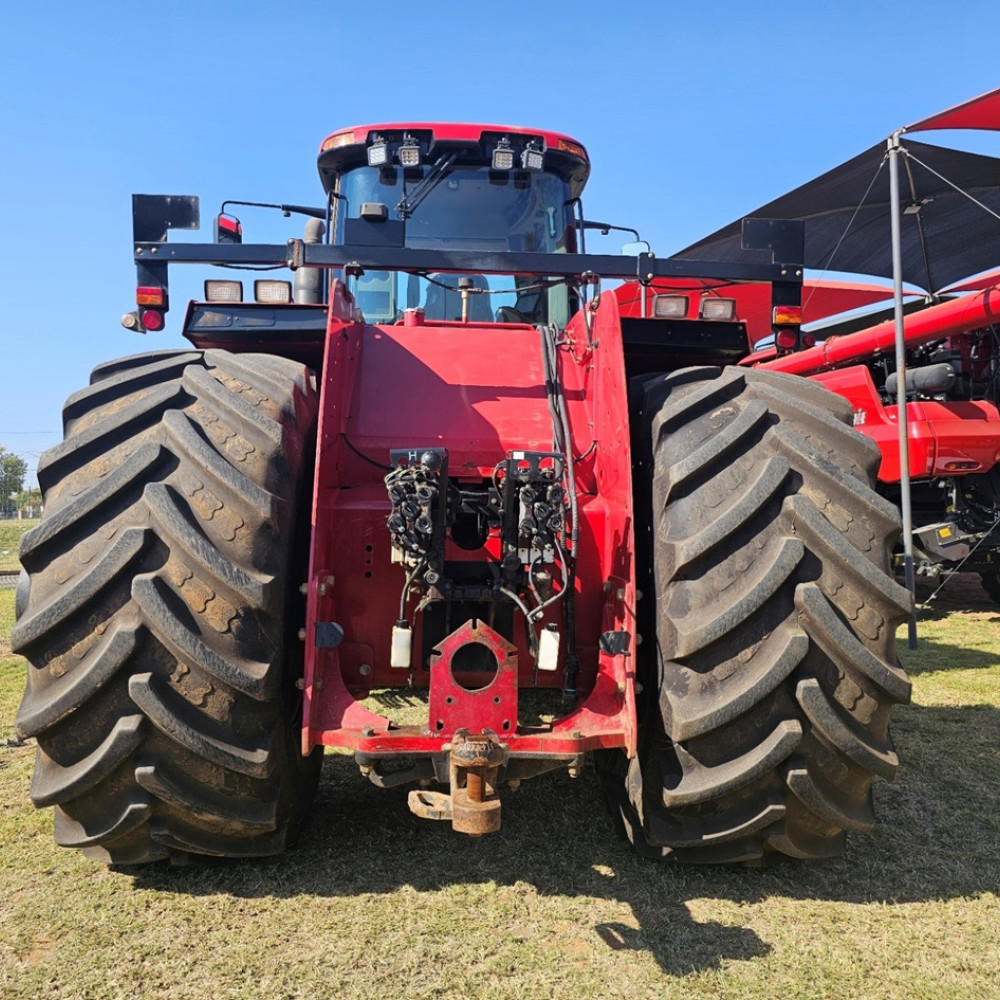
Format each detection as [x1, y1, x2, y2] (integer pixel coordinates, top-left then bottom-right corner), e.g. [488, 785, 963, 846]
[2, 0, 1000, 486]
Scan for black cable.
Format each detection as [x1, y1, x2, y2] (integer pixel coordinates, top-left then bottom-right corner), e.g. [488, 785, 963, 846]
[901, 152, 936, 294]
[418, 273, 570, 297]
[217, 263, 287, 272]
[343, 435, 392, 470]
[399, 558, 427, 621]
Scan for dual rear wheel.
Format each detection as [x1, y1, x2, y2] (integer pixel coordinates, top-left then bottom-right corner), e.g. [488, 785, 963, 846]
[598, 366, 912, 863]
[14, 350, 321, 863]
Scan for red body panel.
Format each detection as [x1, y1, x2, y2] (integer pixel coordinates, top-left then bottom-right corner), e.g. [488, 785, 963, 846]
[300, 286, 637, 759]
[810, 366, 1000, 482]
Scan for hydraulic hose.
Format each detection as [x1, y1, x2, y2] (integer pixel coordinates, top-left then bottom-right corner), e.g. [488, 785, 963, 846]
[539, 324, 581, 701]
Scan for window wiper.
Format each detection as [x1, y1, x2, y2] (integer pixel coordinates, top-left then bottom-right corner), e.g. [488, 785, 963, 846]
[396, 153, 458, 220]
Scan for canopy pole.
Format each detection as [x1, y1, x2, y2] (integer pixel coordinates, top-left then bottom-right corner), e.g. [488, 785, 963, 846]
[888, 132, 918, 647]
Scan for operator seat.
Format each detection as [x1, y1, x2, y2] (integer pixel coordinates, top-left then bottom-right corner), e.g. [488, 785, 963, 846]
[424, 274, 493, 322]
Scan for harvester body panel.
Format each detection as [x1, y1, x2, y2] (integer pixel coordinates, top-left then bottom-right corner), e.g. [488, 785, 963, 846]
[809, 366, 1000, 481]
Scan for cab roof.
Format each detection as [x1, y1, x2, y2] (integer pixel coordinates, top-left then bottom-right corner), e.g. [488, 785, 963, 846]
[317, 122, 590, 197]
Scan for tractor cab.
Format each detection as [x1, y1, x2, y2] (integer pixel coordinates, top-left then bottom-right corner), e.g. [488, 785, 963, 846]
[317, 124, 591, 326]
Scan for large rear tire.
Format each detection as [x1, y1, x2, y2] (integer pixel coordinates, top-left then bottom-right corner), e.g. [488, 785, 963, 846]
[13, 349, 321, 863]
[598, 366, 912, 863]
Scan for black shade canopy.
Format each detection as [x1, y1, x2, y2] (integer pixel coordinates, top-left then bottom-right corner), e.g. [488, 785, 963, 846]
[674, 140, 1000, 293]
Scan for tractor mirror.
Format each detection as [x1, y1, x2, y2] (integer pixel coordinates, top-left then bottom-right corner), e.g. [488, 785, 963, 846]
[620, 240, 650, 257]
[214, 213, 243, 244]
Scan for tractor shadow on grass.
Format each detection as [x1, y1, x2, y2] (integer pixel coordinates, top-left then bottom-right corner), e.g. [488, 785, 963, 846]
[898, 626, 1000, 675]
[902, 575, 1000, 676]
[124, 701, 1000, 979]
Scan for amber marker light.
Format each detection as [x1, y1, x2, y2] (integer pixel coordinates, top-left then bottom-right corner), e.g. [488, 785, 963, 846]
[136, 286, 165, 307]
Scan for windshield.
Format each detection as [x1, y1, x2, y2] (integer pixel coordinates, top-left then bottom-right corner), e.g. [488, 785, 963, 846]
[334, 164, 576, 325]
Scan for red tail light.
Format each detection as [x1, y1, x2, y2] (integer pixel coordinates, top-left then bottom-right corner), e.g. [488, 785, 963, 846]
[140, 309, 165, 331]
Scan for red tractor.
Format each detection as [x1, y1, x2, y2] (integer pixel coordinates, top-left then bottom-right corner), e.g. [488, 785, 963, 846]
[13, 123, 911, 866]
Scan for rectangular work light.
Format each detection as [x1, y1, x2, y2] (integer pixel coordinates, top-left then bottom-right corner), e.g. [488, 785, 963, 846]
[653, 294, 688, 319]
[204, 280, 243, 302]
[492, 138, 515, 171]
[521, 143, 545, 171]
[700, 297, 737, 321]
[254, 280, 293, 304]
[398, 135, 422, 168]
[367, 135, 389, 167]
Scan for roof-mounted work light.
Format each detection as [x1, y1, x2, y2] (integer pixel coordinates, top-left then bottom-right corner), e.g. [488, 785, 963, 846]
[367, 134, 389, 167]
[398, 134, 422, 168]
[521, 141, 545, 171]
[491, 137, 515, 171]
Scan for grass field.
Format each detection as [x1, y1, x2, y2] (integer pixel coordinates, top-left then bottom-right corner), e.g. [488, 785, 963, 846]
[1, 581, 998, 1000]
[0, 519, 36, 573]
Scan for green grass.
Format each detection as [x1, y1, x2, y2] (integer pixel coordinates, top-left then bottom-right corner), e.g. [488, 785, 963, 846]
[0, 518, 36, 572]
[1, 585, 998, 1000]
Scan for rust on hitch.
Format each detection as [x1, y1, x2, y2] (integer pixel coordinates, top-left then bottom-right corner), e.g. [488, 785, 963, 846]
[406, 729, 508, 836]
